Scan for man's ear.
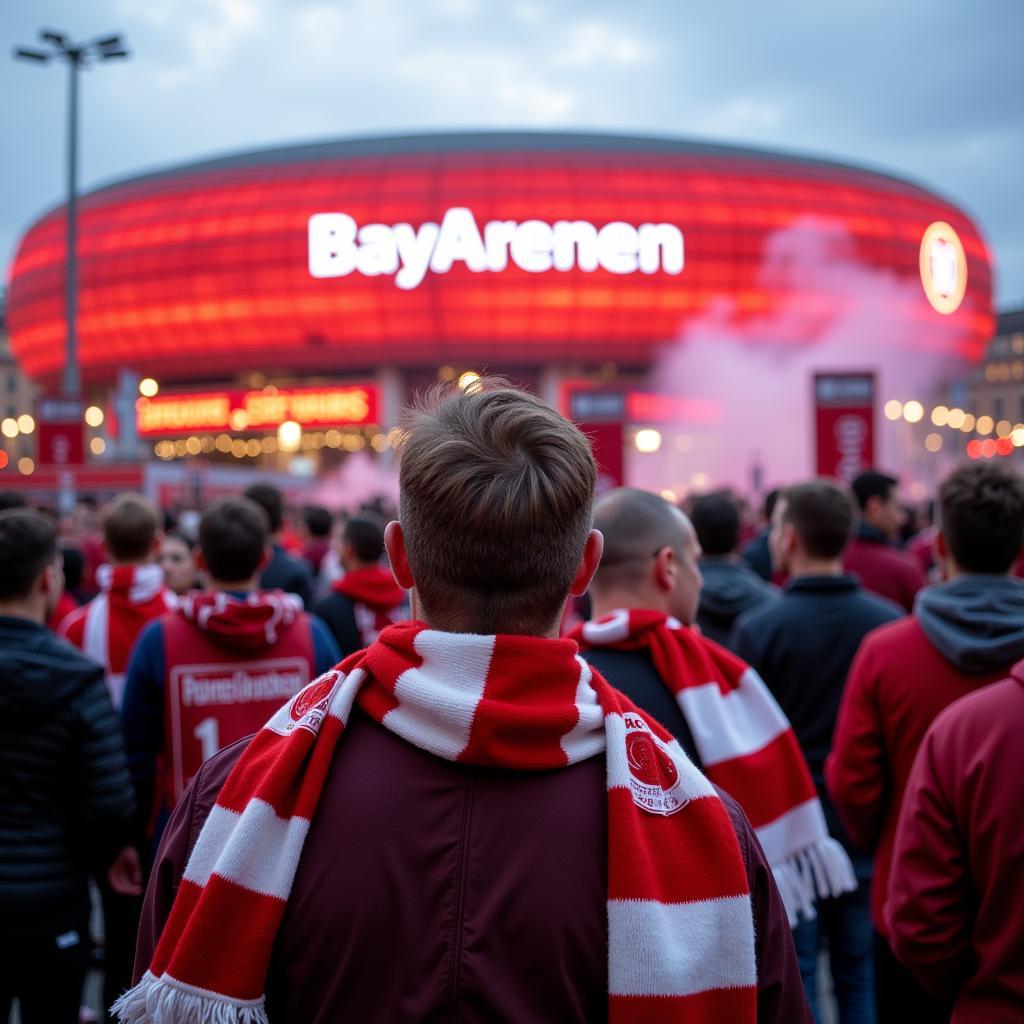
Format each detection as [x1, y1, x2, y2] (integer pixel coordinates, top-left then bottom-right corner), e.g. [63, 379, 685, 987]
[652, 544, 676, 592]
[384, 521, 414, 590]
[570, 529, 605, 597]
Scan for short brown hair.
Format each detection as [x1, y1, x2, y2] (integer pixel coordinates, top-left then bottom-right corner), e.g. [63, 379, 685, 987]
[101, 493, 160, 561]
[781, 480, 855, 559]
[397, 379, 596, 634]
[199, 497, 268, 582]
[939, 463, 1024, 573]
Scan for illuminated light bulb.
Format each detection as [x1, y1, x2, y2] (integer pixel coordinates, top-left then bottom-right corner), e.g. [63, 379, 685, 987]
[902, 401, 924, 424]
[185, 437, 202, 455]
[930, 405, 949, 427]
[975, 415, 994, 436]
[635, 428, 662, 453]
[458, 371, 481, 391]
[1012, 428, 1024, 448]
[981, 439, 998, 458]
[996, 419, 1013, 438]
[229, 409, 249, 431]
[966, 440, 982, 460]
[996, 438, 1013, 457]
[883, 400, 903, 421]
[85, 405, 105, 427]
[139, 378, 159, 398]
[90, 437, 106, 456]
[960, 413, 976, 433]
[17, 414, 35, 434]
[18, 457, 34, 475]
[278, 420, 302, 453]
[660, 489, 677, 503]
[947, 408, 966, 430]
[1, 418, 18, 439]
[924, 433, 943, 452]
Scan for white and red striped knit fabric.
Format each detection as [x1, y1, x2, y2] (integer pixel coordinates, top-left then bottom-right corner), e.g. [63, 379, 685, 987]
[573, 608, 856, 925]
[114, 621, 757, 1024]
[60, 563, 175, 709]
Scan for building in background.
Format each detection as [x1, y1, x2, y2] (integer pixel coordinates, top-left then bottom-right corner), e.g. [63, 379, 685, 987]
[4, 132, 994, 499]
[0, 290, 38, 475]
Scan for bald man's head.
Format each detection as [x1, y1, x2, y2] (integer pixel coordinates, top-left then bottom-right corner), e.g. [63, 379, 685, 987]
[591, 488, 703, 623]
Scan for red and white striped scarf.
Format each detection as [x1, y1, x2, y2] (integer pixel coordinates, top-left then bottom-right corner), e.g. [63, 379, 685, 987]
[572, 608, 856, 925]
[60, 563, 175, 709]
[114, 621, 757, 1023]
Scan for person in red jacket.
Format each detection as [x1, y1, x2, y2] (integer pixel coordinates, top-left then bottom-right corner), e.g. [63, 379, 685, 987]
[60, 493, 175, 711]
[827, 462, 1024, 1024]
[887, 666, 1024, 1023]
[312, 515, 408, 656]
[843, 471, 925, 612]
[117, 381, 810, 1024]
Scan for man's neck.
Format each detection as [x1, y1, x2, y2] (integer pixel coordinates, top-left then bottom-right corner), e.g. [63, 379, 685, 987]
[0, 600, 44, 624]
[590, 588, 668, 620]
[787, 556, 843, 579]
[207, 576, 260, 594]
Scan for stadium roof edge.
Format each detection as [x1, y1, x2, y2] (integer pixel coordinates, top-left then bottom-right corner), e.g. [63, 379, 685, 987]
[77, 129, 942, 203]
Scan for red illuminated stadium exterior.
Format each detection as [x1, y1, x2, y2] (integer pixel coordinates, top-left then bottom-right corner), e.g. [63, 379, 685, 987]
[6, 131, 993, 390]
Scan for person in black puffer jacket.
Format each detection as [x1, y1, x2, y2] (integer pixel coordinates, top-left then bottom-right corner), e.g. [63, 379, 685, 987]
[0, 509, 138, 1024]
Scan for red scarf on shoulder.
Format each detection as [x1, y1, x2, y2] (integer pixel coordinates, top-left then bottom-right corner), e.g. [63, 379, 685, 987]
[570, 608, 855, 925]
[115, 622, 757, 1023]
[333, 566, 406, 645]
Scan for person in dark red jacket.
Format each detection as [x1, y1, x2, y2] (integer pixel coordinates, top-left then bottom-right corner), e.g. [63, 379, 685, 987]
[887, 668, 1024, 1023]
[843, 471, 925, 612]
[827, 462, 1024, 1024]
[887, 667, 1024, 1023]
[123, 381, 809, 1023]
[312, 515, 408, 657]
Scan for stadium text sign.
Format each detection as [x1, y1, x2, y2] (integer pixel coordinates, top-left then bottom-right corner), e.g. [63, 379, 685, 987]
[309, 207, 685, 290]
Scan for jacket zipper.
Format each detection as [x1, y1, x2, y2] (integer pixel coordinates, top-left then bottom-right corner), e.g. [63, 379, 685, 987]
[447, 772, 476, 1022]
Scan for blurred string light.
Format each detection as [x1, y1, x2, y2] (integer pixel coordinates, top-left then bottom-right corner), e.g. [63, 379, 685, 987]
[458, 370, 481, 391]
[924, 433, 943, 452]
[1, 418, 18, 438]
[975, 415, 994, 435]
[634, 428, 662, 453]
[90, 437, 106, 455]
[930, 405, 949, 426]
[17, 414, 35, 434]
[18, 457, 34, 475]
[85, 405, 104, 427]
[139, 377, 159, 398]
[902, 401, 924, 424]
[883, 400, 903, 421]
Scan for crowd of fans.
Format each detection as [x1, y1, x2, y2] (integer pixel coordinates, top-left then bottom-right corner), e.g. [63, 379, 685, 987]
[0, 380, 1022, 1023]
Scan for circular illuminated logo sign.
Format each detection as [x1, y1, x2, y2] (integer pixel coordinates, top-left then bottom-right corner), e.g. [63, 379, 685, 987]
[920, 221, 967, 314]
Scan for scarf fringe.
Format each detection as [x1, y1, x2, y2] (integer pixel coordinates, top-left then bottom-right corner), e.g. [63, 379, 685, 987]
[772, 836, 858, 927]
[112, 971, 269, 1024]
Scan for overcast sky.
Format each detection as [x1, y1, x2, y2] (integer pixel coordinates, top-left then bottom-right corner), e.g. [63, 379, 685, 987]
[2, 0, 1021, 308]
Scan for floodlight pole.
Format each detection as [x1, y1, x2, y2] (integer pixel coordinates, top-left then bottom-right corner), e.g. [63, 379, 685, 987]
[65, 48, 80, 397]
[14, 32, 129, 400]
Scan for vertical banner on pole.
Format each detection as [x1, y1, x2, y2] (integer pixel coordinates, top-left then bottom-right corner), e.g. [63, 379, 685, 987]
[36, 397, 85, 467]
[813, 373, 876, 483]
[564, 387, 626, 492]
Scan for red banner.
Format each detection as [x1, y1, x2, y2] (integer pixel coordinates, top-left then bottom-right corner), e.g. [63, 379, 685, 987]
[36, 397, 85, 467]
[814, 373, 875, 483]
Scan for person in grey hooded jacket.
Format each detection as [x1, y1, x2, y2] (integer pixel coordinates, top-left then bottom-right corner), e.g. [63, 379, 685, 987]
[828, 461, 1024, 1024]
[691, 492, 779, 649]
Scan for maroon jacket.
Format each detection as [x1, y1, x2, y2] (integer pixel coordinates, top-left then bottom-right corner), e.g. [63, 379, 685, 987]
[843, 530, 925, 612]
[135, 708, 810, 1023]
[887, 671, 1024, 1022]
